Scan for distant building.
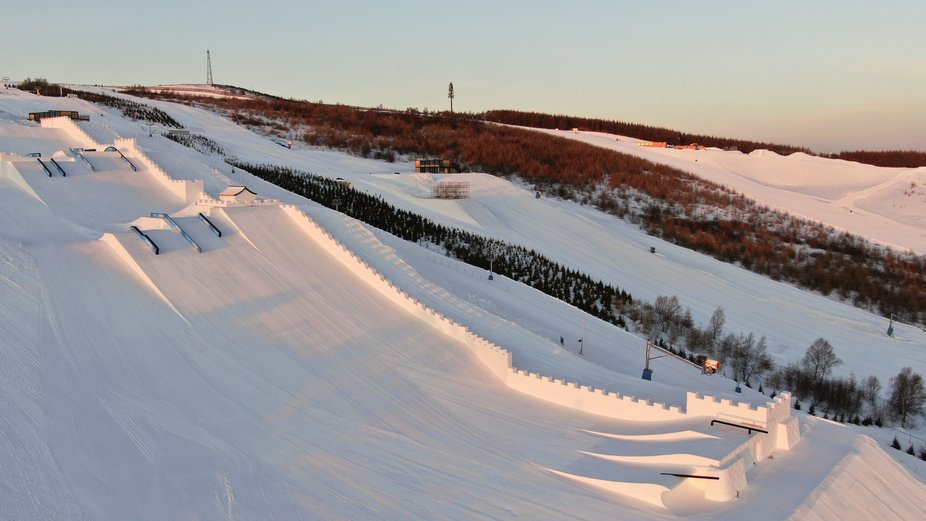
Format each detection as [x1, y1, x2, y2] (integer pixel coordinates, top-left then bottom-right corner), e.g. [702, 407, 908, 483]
[219, 185, 258, 203]
[28, 110, 90, 123]
[415, 158, 458, 174]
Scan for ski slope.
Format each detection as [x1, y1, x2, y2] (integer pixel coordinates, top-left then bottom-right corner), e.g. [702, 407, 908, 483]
[2, 85, 926, 520]
[538, 128, 926, 255]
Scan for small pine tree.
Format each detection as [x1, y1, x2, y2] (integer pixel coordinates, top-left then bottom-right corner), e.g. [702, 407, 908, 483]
[823, 412, 829, 420]
[891, 437, 902, 450]
[875, 416, 883, 427]
[758, 383, 764, 394]
[919, 447, 926, 461]
[852, 415, 861, 425]
[907, 444, 916, 456]
[794, 399, 801, 411]
[861, 416, 873, 426]
[808, 402, 816, 416]
[770, 390, 777, 399]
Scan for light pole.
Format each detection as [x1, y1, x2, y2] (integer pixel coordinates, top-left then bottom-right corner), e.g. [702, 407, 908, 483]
[578, 320, 585, 356]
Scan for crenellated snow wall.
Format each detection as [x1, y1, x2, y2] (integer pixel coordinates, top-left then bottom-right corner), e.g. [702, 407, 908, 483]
[114, 138, 203, 203]
[39, 116, 100, 149]
[283, 204, 693, 422]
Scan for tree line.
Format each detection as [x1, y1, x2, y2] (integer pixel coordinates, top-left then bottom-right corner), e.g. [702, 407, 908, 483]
[481, 109, 811, 156]
[824, 150, 926, 169]
[482, 110, 926, 168]
[16, 80, 183, 128]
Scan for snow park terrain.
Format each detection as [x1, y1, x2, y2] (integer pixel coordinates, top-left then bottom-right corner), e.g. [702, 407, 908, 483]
[0, 84, 925, 520]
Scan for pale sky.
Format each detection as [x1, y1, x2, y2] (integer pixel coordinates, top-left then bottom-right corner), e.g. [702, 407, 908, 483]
[4, 0, 925, 153]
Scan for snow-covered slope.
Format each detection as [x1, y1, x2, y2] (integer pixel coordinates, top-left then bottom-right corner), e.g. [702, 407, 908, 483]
[2, 85, 925, 520]
[539, 128, 926, 255]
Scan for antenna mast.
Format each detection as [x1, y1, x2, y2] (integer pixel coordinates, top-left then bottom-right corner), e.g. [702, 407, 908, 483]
[206, 50, 214, 86]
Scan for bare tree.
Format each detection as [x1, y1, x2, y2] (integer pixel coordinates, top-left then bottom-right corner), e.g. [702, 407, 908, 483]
[802, 338, 841, 383]
[862, 375, 881, 407]
[888, 367, 926, 428]
[717, 332, 738, 368]
[653, 295, 681, 334]
[708, 307, 726, 347]
[637, 303, 655, 337]
[738, 334, 774, 385]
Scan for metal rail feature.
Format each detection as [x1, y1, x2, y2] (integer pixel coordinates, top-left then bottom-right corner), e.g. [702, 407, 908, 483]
[130, 226, 160, 255]
[198, 212, 222, 237]
[49, 157, 67, 177]
[151, 212, 202, 253]
[36, 158, 53, 177]
[660, 472, 720, 480]
[70, 148, 95, 171]
[710, 419, 768, 434]
[106, 146, 137, 171]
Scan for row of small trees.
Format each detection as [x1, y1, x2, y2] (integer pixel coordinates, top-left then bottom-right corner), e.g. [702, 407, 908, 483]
[162, 132, 225, 156]
[66, 88, 183, 128]
[18, 81, 184, 129]
[890, 437, 926, 461]
[642, 299, 926, 428]
[230, 162, 635, 329]
[769, 340, 926, 428]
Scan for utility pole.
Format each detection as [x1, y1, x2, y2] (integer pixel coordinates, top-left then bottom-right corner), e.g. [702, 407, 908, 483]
[578, 320, 585, 356]
[448, 82, 454, 115]
[206, 50, 214, 86]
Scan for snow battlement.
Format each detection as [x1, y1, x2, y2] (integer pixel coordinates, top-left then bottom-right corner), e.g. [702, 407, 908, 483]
[115, 138, 204, 203]
[282, 203, 693, 421]
[40, 115, 100, 149]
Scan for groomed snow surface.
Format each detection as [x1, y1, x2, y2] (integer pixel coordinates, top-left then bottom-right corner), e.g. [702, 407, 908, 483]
[2, 86, 926, 520]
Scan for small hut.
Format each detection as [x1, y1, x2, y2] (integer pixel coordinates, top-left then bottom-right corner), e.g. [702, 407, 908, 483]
[219, 185, 257, 204]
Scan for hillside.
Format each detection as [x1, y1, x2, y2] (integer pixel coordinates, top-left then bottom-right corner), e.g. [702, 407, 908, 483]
[114, 85, 926, 326]
[538, 128, 926, 256]
[2, 85, 926, 519]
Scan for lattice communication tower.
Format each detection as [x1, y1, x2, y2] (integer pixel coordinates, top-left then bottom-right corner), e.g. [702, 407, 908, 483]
[206, 50, 214, 86]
